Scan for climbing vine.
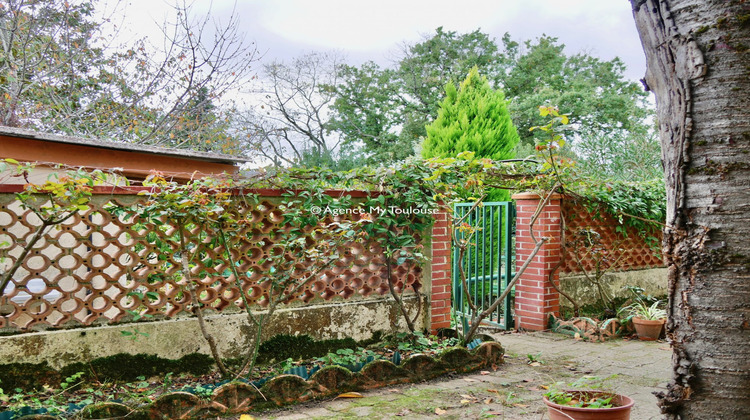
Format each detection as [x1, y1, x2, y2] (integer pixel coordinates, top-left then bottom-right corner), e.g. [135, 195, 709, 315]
[0, 104, 666, 361]
[571, 178, 666, 249]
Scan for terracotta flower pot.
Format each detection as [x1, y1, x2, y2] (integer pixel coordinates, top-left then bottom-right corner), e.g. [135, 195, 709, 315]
[632, 317, 665, 341]
[543, 390, 635, 420]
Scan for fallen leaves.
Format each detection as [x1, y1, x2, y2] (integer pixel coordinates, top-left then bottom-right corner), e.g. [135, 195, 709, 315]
[458, 393, 498, 406]
[336, 391, 363, 399]
[435, 407, 447, 415]
[460, 394, 477, 404]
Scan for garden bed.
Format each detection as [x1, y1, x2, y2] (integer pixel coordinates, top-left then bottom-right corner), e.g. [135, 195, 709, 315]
[0, 334, 504, 420]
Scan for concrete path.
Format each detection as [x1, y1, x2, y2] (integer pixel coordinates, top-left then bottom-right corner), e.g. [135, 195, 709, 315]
[250, 331, 672, 419]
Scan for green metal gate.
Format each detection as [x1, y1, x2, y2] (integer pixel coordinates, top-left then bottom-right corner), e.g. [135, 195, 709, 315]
[452, 201, 515, 330]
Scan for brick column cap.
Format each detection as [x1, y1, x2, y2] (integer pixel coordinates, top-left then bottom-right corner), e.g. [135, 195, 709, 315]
[511, 192, 562, 201]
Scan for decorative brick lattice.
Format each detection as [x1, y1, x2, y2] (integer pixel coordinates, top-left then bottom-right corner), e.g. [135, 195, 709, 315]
[561, 199, 663, 275]
[0, 192, 421, 331]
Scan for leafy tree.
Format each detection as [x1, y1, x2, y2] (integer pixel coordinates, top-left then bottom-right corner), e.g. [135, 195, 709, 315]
[396, 27, 505, 143]
[325, 28, 505, 165]
[499, 34, 651, 151]
[575, 128, 663, 181]
[92, 2, 256, 151]
[165, 86, 240, 154]
[0, 0, 105, 128]
[327, 28, 653, 171]
[422, 68, 519, 200]
[0, 0, 256, 154]
[327, 62, 412, 164]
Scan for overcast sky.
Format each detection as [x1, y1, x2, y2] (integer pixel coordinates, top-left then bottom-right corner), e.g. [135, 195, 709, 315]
[114, 0, 647, 82]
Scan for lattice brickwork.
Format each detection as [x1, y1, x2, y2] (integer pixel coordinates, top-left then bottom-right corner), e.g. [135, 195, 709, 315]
[561, 199, 663, 275]
[0, 192, 421, 331]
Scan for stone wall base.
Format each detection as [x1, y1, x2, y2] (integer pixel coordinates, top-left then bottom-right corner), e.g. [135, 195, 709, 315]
[0, 295, 426, 369]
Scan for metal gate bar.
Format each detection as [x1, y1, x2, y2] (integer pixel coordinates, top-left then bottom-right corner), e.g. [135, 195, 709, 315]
[452, 201, 515, 329]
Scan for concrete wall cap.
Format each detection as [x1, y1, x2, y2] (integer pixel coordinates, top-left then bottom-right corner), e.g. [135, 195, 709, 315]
[511, 192, 563, 201]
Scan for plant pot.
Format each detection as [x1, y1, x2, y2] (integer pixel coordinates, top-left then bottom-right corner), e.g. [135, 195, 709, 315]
[543, 390, 635, 420]
[632, 317, 665, 341]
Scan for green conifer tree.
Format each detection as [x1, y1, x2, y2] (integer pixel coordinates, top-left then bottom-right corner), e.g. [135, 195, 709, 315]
[422, 67, 519, 201]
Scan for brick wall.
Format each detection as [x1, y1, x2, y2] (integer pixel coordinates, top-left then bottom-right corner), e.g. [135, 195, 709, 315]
[512, 193, 563, 331]
[510, 193, 664, 331]
[429, 209, 452, 332]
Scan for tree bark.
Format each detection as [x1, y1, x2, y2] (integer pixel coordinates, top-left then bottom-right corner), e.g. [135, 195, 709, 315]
[630, 1, 750, 418]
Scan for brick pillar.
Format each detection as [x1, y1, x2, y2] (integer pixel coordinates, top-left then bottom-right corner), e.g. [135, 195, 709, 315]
[429, 209, 452, 332]
[511, 192, 562, 331]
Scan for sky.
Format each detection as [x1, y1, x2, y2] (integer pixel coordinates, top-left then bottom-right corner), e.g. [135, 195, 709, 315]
[113, 0, 648, 82]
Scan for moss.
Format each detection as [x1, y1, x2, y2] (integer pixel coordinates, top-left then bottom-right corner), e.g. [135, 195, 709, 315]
[90, 354, 173, 381]
[80, 401, 132, 419]
[737, 13, 750, 27]
[57, 353, 213, 384]
[59, 361, 89, 381]
[92, 353, 213, 382]
[256, 334, 358, 364]
[0, 362, 60, 391]
[695, 25, 710, 35]
[173, 353, 214, 376]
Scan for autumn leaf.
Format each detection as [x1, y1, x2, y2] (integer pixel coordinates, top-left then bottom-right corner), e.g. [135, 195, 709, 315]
[435, 407, 447, 415]
[336, 392, 364, 398]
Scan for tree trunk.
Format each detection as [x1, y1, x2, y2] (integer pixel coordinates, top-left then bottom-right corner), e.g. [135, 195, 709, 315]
[630, 1, 750, 418]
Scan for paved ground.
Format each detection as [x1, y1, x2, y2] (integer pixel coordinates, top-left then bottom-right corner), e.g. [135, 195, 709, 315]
[249, 331, 672, 419]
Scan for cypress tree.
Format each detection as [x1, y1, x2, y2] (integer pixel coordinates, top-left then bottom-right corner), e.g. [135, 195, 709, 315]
[422, 67, 519, 201]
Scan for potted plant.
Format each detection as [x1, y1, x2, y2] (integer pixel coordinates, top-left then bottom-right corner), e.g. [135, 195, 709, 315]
[543, 377, 635, 420]
[620, 299, 667, 341]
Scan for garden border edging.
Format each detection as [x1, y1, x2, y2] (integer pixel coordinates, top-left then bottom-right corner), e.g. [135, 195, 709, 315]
[14, 342, 504, 420]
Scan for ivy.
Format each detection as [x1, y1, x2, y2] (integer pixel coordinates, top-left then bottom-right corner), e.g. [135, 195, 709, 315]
[570, 178, 666, 247]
